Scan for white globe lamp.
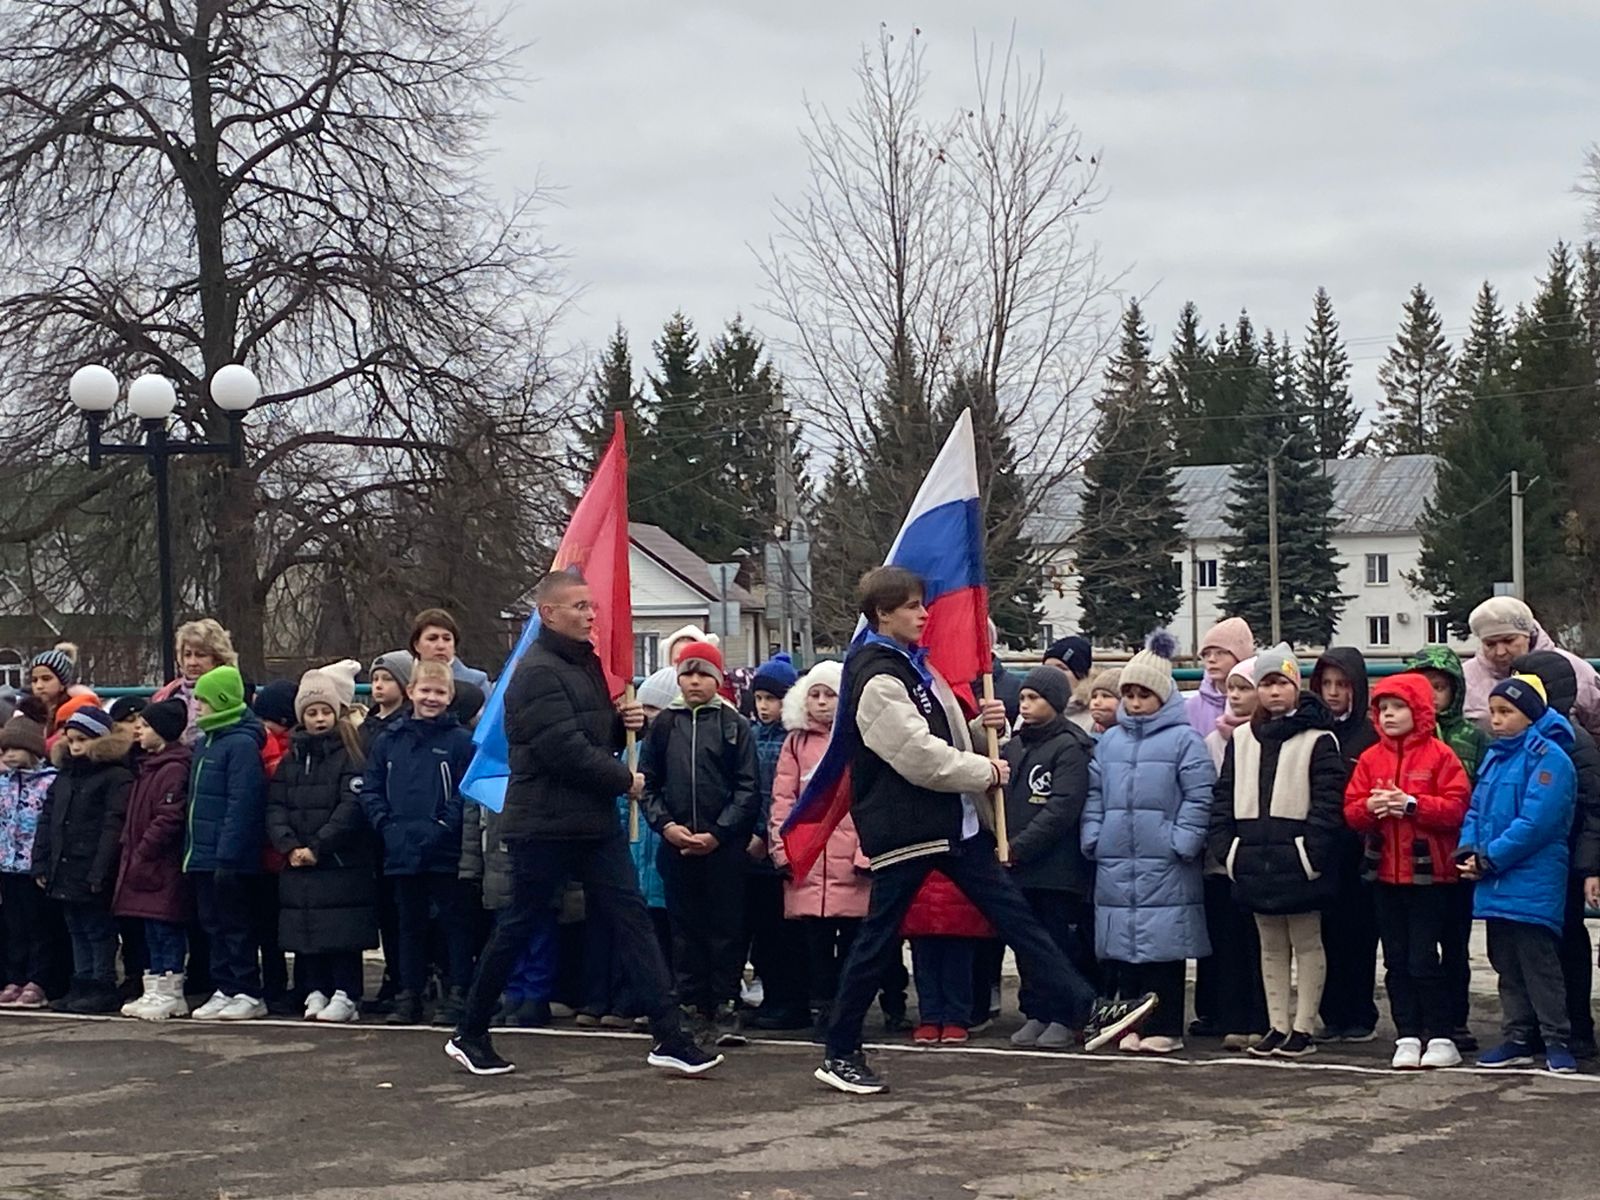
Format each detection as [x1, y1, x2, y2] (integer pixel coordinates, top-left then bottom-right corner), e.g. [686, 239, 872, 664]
[127, 374, 178, 420]
[68, 365, 118, 413]
[210, 364, 260, 412]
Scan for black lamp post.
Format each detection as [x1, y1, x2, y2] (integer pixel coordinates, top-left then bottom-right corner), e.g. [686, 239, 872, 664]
[69, 364, 260, 683]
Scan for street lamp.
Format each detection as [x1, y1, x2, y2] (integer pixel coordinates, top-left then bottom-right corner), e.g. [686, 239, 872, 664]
[69, 364, 261, 682]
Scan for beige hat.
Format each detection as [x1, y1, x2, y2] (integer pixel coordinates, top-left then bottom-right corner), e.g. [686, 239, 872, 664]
[1469, 596, 1536, 641]
[295, 669, 344, 722]
[313, 659, 361, 709]
[1119, 650, 1174, 703]
[1089, 667, 1123, 697]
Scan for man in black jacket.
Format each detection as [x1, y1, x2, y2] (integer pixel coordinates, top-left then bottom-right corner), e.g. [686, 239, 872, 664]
[447, 570, 719, 1078]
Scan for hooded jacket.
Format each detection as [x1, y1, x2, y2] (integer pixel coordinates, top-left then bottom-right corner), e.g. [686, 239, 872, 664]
[1460, 708, 1576, 935]
[1343, 674, 1471, 886]
[267, 729, 378, 953]
[1001, 713, 1094, 895]
[1463, 619, 1600, 742]
[34, 729, 135, 902]
[641, 695, 760, 845]
[1511, 650, 1600, 874]
[113, 741, 194, 922]
[1208, 693, 1346, 915]
[0, 761, 56, 875]
[184, 712, 268, 873]
[1311, 648, 1377, 776]
[1187, 674, 1227, 740]
[361, 713, 475, 876]
[1403, 645, 1489, 780]
[1083, 689, 1214, 963]
[769, 662, 868, 919]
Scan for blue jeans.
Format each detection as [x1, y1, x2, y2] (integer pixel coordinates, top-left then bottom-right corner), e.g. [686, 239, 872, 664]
[145, 920, 188, 975]
[911, 937, 976, 1027]
[827, 834, 1099, 1058]
[505, 910, 557, 1003]
[193, 872, 261, 996]
[63, 899, 118, 987]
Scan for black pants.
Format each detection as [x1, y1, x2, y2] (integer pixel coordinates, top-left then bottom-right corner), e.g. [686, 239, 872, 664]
[826, 835, 1097, 1058]
[1, 873, 50, 986]
[1441, 880, 1474, 1028]
[802, 917, 860, 1010]
[1319, 842, 1379, 1034]
[745, 871, 808, 1015]
[391, 873, 473, 997]
[375, 861, 401, 1000]
[1019, 889, 1097, 1019]
[461, 832, 684, 1043]
[1486, 917, 1570, 1047]
[1196, 875, 1267, 1034]
[1559, 874, 1595, 1046]
[192, 872, 260, 997]
[1109, 959, 1185, 1038]
[249, 874, 290, 1001]
[657, 839, 747, 1012]
[969, 937, 1005, 1025]
[297, 951, 363, 998]
[62, 897, 118, 988]
[1374, 884, 1453, 1040]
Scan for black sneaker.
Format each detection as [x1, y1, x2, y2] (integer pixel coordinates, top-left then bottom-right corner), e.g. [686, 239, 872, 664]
[445, 1034, 516, 1076]
[1275, 1030, 1317, 1059]
[1247, 1030, 1287, 1057]
[713, 1001, 748, 1047]
[881, 1012, 912, 1034]
[1450, 1025, 1479, 1053]
[749, 1005, 811, 1031]
[510, 998, 552, 1028]
[433, 986, 467, 1027]
[815, 1052, 888, 1095]
[647, 1038, 724, 1076]
[386, 992, 423, 1026]
[1188, 1017, 1222, 1039]
[1338, 1026, 1377, 1044]
[1082, 992, 1158, 1052]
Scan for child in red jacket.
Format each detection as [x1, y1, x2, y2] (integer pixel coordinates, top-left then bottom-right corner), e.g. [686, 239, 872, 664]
[1344, 674, 1471, 1071]
[902, 872, 996, 1045]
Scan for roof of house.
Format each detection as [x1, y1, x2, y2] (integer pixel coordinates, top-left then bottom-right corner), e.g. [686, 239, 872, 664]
[628, 523, 759, 609]
[1026, 454, 1439, 546]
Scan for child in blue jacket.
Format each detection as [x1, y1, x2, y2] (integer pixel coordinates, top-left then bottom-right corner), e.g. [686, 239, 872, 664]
[362, 659, 476, 1026]
[1459, 674, 1577, 1073]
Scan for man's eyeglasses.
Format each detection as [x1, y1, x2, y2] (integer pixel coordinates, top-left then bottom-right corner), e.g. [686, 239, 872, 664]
[547, 601, 597, 614]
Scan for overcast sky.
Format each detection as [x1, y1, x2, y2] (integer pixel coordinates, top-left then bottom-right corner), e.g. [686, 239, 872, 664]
[483, 2, 1598, 434]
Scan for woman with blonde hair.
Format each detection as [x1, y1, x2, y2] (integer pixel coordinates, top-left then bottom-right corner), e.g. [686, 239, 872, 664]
[151, 619, 239, 744]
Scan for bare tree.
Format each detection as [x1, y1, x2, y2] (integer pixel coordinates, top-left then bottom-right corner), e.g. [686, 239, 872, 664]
[0, 0, 571, 674]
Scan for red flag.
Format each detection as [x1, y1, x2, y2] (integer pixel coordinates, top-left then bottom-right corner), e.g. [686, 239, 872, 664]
[551, 412, 633, 695]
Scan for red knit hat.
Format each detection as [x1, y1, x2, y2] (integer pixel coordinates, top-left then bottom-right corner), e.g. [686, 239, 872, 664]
[675, 640, 725, 685]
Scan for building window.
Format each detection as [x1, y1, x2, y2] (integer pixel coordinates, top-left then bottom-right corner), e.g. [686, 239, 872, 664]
[1425, 614, 1451, 644]
[1195, 559, 1219, 589]
[1367, 615, 1391, 647]
[633, 632, 658, 678]
[0, 648, 19, 691]
[1365, 553, 1389, 585]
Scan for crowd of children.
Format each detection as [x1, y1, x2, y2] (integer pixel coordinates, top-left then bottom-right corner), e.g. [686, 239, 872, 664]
[1, 592, 1598, 1078]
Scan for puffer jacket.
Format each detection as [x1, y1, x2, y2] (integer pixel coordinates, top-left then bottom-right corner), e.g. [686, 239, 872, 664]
[769, 663, 868, 919]
[184, 713, 268, 873]
[1464, 619, 1600, 741]
[460, 800, 514, 911]
[1343, 674, 1471, 886]
[1208, 693, 1347, 915]
[361, 713, 475, 876]
[1187, 674, 1226, 739]
[267, 729, 377, 953]
[1403, 645, 1489, 780]
[0, 763, 56, 874]
[900, 870, 996, 939]
[34, 730, 135, 902]
[1460, 708, 1576, 935]
[641, 695, 760, 845]
[113, 742, 193, 922]
[1001, 714, 1094, 895]
[1083, 689, 1214, 963]
[1512, 651, 1600, 874]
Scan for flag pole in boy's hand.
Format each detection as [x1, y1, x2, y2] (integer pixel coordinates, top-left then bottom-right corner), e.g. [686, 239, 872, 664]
[983, 673, 1008, 862]
[624, 684, 640, 843]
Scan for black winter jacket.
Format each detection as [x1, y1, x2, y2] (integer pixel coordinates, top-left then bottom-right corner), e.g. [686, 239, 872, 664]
[1514, 651, 1600, 873]
[1208, 694, 1346, 915]
[35, 730, 135, 903]
[1000, 716, 1093, 894]
[267, 729, 378, 953]
[1311, 648, 1377, 777]
[500, 626, 633, 841]
[642, 698, 760, 843]
[358, 705, 408, 754]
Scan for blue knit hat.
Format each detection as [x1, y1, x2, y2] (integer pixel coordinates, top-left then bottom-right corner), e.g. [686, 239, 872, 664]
[1490, 673, 1548, 724]
[64, 705, 113, 739]
[751, 652, 798, 699]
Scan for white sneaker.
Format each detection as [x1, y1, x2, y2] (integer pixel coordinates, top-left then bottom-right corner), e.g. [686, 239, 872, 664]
[316, 991, 359, 1023]
[740, 977, 765, 1008]
[191, 990, 232, 1020]
[122, 973, 159, 1017]
[1421, 1037, 1463, 1069]
[303, 990, 330, 1020]
[1118, 1031, 1142, 1052]
[141, 973, 189, 1021]
[1137, 1036, 1184, 1054]
[217, 994, 268, 1021]
[1391, 1037, 1423, 1070]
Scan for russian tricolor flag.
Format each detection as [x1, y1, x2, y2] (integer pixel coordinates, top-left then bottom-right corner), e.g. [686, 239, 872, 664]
[780, 409, 991, 878]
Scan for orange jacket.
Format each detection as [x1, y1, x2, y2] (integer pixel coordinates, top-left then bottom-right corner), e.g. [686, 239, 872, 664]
[1343, 673, 1471, 885]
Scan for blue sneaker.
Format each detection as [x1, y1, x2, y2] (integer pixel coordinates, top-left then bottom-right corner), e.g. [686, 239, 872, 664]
[1478, 1041, 1536, 1068]
[1546, 1045, 1578, 1075]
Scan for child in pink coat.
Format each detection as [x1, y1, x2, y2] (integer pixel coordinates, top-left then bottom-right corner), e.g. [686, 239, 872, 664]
[769, 662, 872, 1039]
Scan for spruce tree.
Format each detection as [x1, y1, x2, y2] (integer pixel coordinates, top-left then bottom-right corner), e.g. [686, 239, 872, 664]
[1449, 282, 1508, 428]
[637, 312, 721, 553]
[1582, 242, 1600, 372]
[1220, 330, 1345, 647]
[1182, 312, 1259, 466]
[1374, 284, 1453, 455]
[809, 456, 875, 648]
[696, 316, 788, 561]
[1074, 300, 1184, 649]
[1161, 301, 1210, 464]
[1298, 287, 1359, 458]
[578, 324, 667, 520]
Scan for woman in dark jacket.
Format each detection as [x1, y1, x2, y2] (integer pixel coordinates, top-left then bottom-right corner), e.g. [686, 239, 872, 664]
[34, 708, 134, 1014]
[268, 671, 379, 1024]
[1208, 645, 1345, 1060]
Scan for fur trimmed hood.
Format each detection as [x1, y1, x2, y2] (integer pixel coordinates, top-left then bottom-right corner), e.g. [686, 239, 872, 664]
[50, 725, 135, 770]
[782, 661, 844, 732]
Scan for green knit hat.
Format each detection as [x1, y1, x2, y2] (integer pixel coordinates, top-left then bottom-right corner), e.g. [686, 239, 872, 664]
[194, 664, 247, 732]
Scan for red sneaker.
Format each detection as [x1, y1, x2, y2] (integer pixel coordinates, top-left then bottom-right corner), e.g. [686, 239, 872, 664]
[912, 1022, 941, 1045]
[939, 1025, 969, 1044]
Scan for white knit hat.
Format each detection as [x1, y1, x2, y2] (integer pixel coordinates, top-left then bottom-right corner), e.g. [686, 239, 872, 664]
[295, 669, 344, 722]
[313, 659, 361, 709]
[636, 666, 679, 711]
[1119, 631, 1178, 703]
[1469, 596, 1535, 641]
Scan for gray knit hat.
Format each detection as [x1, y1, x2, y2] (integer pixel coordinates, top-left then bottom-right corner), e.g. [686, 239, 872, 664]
[1021, 666, 1072, 715]
[28, 648, 75, 689]
[1254, 643, 1302, 685]
[370, 650, 414, 691]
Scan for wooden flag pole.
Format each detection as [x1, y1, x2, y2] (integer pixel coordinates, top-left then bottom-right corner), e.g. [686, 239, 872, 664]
[624, 684, 641, 843]
[982, 673, 1008, 862]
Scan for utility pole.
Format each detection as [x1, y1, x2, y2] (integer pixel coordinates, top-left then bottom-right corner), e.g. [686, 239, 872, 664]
[1267, 454, 1281, 644]
[1188, 539, 1200, 660]
[769, 387, 813, 665]
[1510, 470, 1524, 600]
